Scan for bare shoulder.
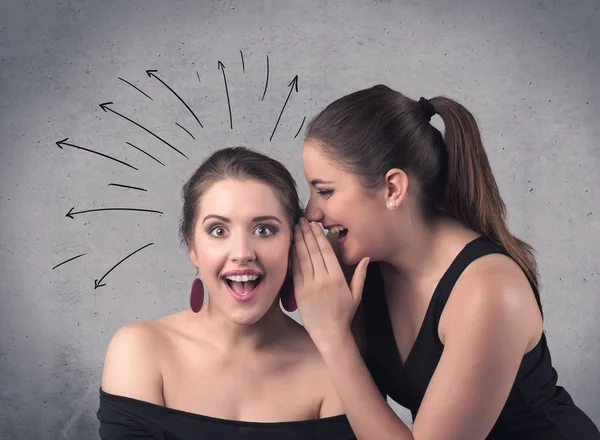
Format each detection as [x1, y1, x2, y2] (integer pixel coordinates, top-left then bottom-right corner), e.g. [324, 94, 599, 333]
[278, 316, 346, 417]
[441, 252, 543, 350]
[101, 318, 168, 404]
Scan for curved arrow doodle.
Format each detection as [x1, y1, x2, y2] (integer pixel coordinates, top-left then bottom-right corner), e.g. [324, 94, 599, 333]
[52, 253, 87, 270]
[118, 77, 153, 101]
[94, 242, 154, 289]
[146, 69, 203, 128]
[66, 207, 163, 219]
[108, 183, 148, 192]
[261, 55, 270, 101]
[99, 102, 188, 159]
[218, 61, 233, 130]
[175, 122, 195, 140]
[56, 138, 138, 170]
[270, 75, 299, 141]
[125, 142, 165, 167]
[294, 116, 306, 139]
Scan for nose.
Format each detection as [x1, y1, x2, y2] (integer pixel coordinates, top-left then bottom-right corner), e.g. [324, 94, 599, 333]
[230, 232, 256, 264]
[303, 196, 324, 223]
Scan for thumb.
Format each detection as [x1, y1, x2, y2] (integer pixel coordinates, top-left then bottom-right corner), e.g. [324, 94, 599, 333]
[349, 257, 370, 302]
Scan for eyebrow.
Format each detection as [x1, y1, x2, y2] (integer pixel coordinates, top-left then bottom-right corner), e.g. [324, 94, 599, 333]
[202, 214, 282, 224]
[310, 179, 334, 186]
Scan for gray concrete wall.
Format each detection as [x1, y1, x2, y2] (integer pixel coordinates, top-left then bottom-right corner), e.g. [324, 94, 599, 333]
[1, 0, 598, 438]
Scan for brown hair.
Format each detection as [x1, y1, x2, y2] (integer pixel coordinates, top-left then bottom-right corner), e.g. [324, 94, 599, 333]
[179, 146, 302, 248]
[305, 85, 538, 289]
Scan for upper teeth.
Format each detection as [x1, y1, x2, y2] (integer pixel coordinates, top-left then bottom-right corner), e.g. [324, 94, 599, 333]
[225, 274, 260, 282]
[328, 226, 346, 235]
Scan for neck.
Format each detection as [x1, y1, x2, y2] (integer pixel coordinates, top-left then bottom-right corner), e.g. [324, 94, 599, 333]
[379, 212, 450, 281]
[200, 300, 287, 353]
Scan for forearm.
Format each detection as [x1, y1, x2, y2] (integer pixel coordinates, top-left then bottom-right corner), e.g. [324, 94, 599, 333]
[319, 332, 414, 440]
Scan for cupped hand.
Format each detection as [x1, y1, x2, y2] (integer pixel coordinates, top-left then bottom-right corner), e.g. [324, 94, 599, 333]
[291, 217, 370, 350]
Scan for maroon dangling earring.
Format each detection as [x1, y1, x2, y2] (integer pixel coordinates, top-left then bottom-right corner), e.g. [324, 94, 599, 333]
[190, 269, 204, 313]
[279, 272, 297, 312]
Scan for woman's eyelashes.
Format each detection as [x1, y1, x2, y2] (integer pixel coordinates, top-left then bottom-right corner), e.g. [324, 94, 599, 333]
[316, 188, 333, 197]
[206, 224, 279, 238]
[255, 225, 278, 237]
[209, 225, 227, 237]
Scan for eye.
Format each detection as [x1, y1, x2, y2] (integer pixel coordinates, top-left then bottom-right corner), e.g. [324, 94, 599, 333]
[254, 225, 277, 237]
[316, 189, 333, 197]
[209, 225, 228, 237]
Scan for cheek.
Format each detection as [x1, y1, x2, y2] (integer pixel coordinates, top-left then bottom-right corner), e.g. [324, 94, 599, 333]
[328, 195, 352, 223]
[260, 235, 292, 266]
[194, 239, 225, 272]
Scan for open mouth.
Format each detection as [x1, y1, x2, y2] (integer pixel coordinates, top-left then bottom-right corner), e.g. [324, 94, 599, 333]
[223, 274, 263, 296]
[328, 225, 348, 241]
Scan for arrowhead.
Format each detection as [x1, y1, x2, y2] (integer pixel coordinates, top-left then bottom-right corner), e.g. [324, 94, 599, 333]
[146, 69, 157, 77]
[56, 138, 68, 149]
[65, 207, 75, 219]
[94, 279, 106, 289]
[218, 61, 225, 70]
[99, 102, 113, 112]
[288, 75, 299, 92]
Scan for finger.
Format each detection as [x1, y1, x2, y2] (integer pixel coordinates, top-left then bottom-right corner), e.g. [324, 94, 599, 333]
[325, 229, 356, 284]
[350, 257, 371, 303]
[293, 224, 314, 278]
[309, 221, 345, 278]
[299, 218, 328, 275]
[290, 248, 304, 290]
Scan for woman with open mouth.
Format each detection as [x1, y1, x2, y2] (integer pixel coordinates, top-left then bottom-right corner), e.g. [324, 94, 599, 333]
[97, 147, 356, 439]
[292, 85, 600, 440]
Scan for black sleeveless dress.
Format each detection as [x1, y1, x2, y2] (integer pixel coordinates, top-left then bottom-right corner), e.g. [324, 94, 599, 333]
[97, 388, 357, 439]
[362, 236, 600, 439]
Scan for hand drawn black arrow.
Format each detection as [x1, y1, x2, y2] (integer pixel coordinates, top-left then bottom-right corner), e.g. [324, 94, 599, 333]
[125, 142, 165, 167]
[118, 77, 153, 101]
[294, 116, 306, 139]
[99, 102, 188, 159]
[175, 122, 195, 140]
[261, 55, 270, 101]
[52, 252, 87, 270]
[66, 207, 163, 219]
[56, 138, 138, 170]
[94, 242, 154, 289]
[218, 61, 233, 130]
[108, 183, 147, 192]
[146, 69, 203, 128]
[270, 75, 299, 142]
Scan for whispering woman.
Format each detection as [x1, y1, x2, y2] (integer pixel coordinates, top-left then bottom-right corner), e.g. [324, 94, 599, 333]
[292, 85, 600, 440]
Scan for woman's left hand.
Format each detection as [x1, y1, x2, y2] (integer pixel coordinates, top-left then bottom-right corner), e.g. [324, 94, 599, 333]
[291, 217, 370, 350]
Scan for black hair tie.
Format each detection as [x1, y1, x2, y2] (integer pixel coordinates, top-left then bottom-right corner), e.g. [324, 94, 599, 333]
[418, 97, 436, 121]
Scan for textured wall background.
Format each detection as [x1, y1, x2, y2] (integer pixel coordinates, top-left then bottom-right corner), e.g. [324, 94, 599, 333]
[1, 0, 598, 438]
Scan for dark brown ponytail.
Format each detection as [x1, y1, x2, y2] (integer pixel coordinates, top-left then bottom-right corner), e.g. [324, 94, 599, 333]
[305, 85, 539, 290]
[430, 97, 538, 289]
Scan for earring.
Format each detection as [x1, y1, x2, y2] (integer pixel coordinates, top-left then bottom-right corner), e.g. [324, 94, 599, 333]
[279, 272, 297, 312]
[389, 202, 396, 208]
[190, 269, 204, 313]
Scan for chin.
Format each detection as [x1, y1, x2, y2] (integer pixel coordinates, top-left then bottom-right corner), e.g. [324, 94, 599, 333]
[226, 304, 274, 326]
[340, 245, 363, 267]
